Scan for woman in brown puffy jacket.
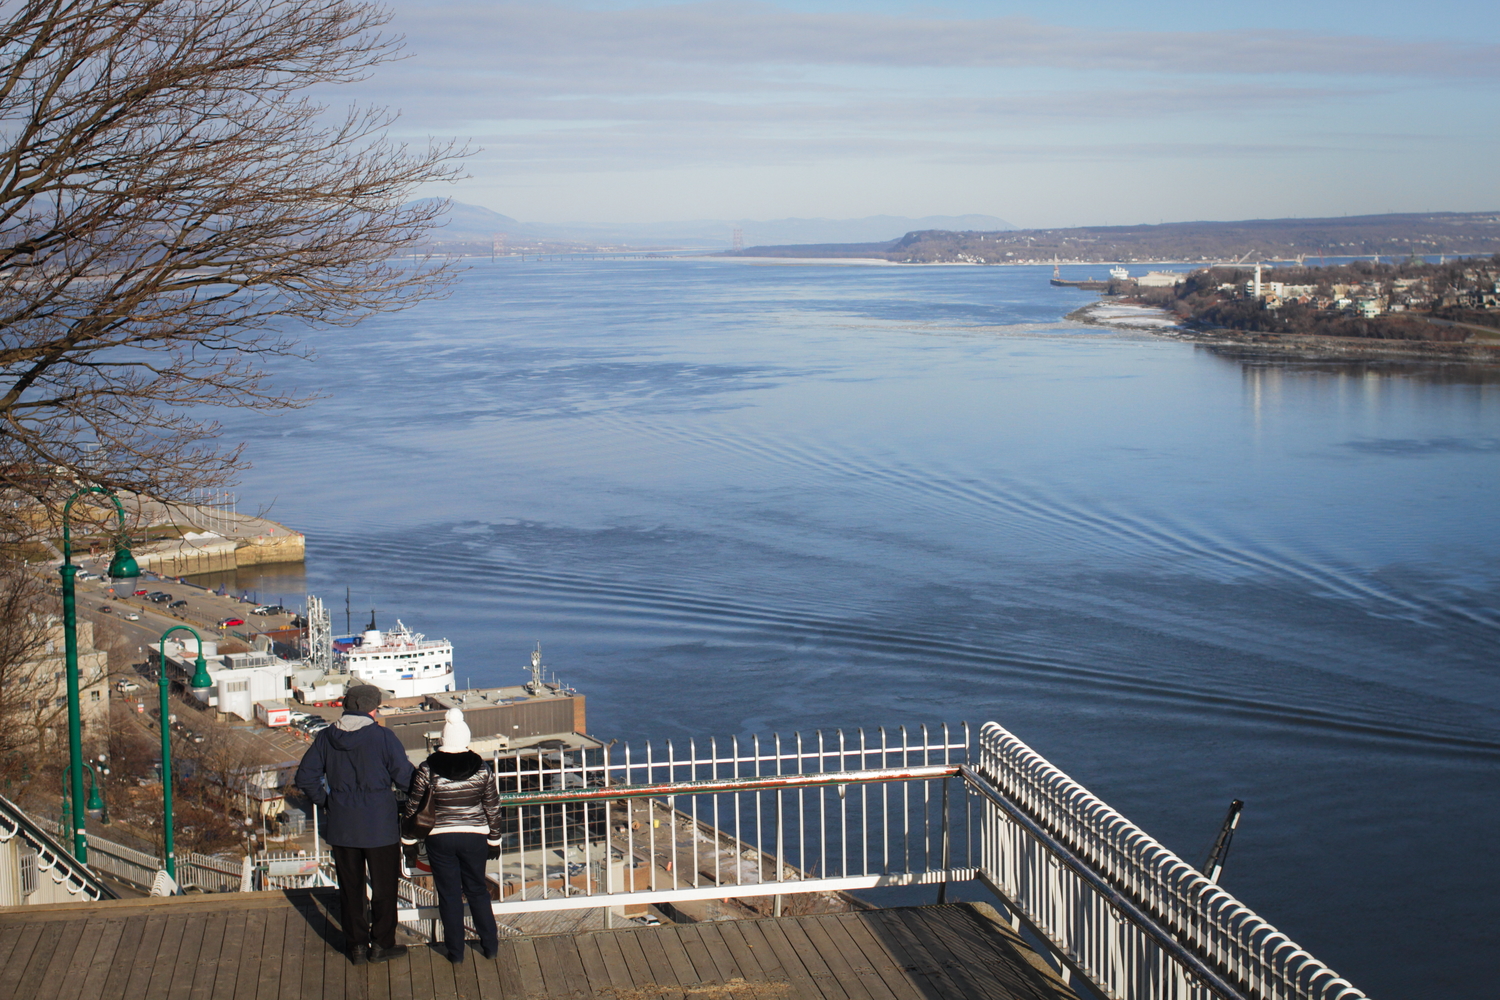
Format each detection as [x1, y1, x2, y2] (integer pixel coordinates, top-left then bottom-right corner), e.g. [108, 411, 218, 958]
[401, 707, 503, 964]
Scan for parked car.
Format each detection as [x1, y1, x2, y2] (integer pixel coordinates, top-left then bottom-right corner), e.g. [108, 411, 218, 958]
[132, 589, 149, 597]
[147, 592, 172, 603]
[216, 617, 245, 629]
[116, 681, 140, 693]
[124, 611, 141, 621]
[251, 604, 286, 616]
[98, 604, 112, 613]
[169, 599, 188, 609]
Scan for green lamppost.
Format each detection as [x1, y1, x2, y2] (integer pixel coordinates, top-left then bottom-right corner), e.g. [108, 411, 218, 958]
[155, 625, 213, 882]
[60, 487, 139, 863]
[84, 759, 109, 824]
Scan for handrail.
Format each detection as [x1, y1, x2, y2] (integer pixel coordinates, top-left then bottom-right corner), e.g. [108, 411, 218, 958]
[975, 721, 1368, 1000]
[492, 763, 962, 806]
[0, 794, 115, 900]
[961, 764, 1249, 1000]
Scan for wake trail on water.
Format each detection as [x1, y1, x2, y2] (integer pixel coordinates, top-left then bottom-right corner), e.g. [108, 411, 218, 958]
[316, 530, 1500, 758]
[585, 413, 1500, 634]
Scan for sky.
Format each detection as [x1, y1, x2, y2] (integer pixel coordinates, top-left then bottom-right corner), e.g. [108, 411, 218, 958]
[354, 0, 1500, 228]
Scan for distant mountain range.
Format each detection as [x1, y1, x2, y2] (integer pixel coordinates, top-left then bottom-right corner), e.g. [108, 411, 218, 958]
[409, 200, 1015, 248]
[727, 212, 1500, 264]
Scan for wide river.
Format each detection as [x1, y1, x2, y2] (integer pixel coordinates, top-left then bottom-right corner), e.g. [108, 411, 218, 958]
[215, 259, 1498, 998]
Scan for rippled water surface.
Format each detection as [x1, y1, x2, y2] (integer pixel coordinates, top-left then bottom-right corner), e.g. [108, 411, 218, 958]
[222, 260, 1500, 998]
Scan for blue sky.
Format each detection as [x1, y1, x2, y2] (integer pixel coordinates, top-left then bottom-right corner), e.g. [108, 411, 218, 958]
[363, 0, 1500, 227]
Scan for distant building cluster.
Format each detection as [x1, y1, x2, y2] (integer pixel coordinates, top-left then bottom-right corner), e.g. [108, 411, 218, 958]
[1232, 263, 1500, 319]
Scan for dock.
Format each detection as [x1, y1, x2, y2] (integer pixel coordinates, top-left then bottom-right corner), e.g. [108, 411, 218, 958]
[0, 889, 1074, 1000]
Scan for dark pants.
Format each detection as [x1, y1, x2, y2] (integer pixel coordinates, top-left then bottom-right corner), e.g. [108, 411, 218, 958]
[425, 833, 498, 960]
[330, 843, 401, 949]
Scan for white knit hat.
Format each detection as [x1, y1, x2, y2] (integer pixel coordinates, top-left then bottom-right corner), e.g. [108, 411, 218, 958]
[439, 707, 471, 753]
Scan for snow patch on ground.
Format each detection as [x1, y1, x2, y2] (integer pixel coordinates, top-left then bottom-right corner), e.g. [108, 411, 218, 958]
[1069, 300, 1182, 331]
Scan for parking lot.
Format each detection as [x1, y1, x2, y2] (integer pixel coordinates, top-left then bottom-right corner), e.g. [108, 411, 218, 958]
[70, 565, 302, 650]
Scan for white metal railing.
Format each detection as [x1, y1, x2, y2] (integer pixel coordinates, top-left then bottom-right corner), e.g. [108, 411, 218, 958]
[472, 724, 973, 915]
[389, 720, 1367, 1000]
[83, 833, 248, 894]
[971, 721, 1368, 1000]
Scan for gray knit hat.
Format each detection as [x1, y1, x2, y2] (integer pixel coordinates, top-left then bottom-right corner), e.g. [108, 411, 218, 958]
[343, 684, 382, 715]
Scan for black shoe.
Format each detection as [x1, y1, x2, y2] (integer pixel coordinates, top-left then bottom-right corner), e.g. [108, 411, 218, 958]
[369, 944, 408, 964]
[480, 944, 498, 960]
[349, 944, 369, 966]
[448, 951, 464, 965]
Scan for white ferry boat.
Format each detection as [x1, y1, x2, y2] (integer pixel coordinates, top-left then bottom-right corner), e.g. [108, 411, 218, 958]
[341, 621, 454, 698]
[1109, 266, 1129, 281]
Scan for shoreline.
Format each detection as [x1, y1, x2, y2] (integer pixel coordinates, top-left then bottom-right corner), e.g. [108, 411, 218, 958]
[1067, 298, 1500, 365]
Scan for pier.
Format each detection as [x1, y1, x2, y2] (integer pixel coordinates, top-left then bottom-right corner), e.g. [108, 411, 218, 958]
[0, 890, 1071, 1000]
[0, 721, 1371, 1000]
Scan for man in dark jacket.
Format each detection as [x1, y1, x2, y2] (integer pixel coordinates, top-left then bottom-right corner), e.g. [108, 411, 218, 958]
[294, 684, 413, 965]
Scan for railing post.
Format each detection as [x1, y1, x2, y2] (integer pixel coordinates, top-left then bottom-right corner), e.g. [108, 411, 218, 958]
[774, 792, 784, 917]
[937, 776, 950, 904]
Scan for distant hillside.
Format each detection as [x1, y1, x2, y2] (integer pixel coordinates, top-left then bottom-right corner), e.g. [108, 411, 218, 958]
[405, 201, 1014, 247]
[408, 198, 523, 237]
[729, 212, 1500, 263]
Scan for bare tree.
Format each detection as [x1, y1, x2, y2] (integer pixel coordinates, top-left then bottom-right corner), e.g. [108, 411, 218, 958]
[0, 558, 59, 784]
[0, 0, 465, 531]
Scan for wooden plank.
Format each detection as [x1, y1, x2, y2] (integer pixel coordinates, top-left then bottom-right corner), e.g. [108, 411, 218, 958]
[591, 930, 642, 991]
[921, 905, 1070, 1000]
[143, 914, 189, 1000]
[730, 920, 788, 983]
[754, 918, 842, 1000]
[230, 909, 268, 1000]
[0, 921, 27, 971]
[0, 924, 45, 998]
[451, 943, 483, 1000]
[120, 914, 171, 1000]
[50, 916, 111, 1000]
[294, 899, 328, 1000]
[651, 926, 703, 986]
[632, 927, 687, 999]
[324, 905, 352, 1000]
[254, 908, 289, 1000]
[612, 929, 672, 998]
[402, 941, 438, 1000]
[490, 940, 528, 1000]
[830, 915, 924, 1000]
[809, 917, 899, 1000]
[533, 934, 590, 999]
[75, 918, 129, 1000]
[427, 939, 462, 1000]
[572, 934, 617, 995]
[714, 921, 771, 983]
[893, 908, 1005, 1000]
[386, 941, 414, 1000]
[17, 917, 88, 1000]
[863, 910, 964, 1000]
[97, 912, 147, 1000]
[208, 909, 248, 1000]
[471, 946, 504, 1000]
[272, 903, 305, 1000]
[509, 937, 549, 999]
[366, 946, 393, 1000]
[186, 912, 228, 1000]
[165, 909, 210, 1000]
[682, 924, 738, 984]
[773, 918, 857, 1000]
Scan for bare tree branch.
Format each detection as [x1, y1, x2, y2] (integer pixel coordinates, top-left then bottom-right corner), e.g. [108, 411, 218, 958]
[0, 0, 466, 527]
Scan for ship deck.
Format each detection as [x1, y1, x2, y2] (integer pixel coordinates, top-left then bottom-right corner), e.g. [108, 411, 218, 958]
[0, 889, 1075, 1000]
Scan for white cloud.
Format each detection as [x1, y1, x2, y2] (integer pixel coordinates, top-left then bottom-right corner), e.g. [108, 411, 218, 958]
[393, 1, 1500, 78]
[361, 1, 1500, 221]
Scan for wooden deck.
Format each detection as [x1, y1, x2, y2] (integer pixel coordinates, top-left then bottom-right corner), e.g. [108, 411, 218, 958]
[0, 890, 1075, 1000]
